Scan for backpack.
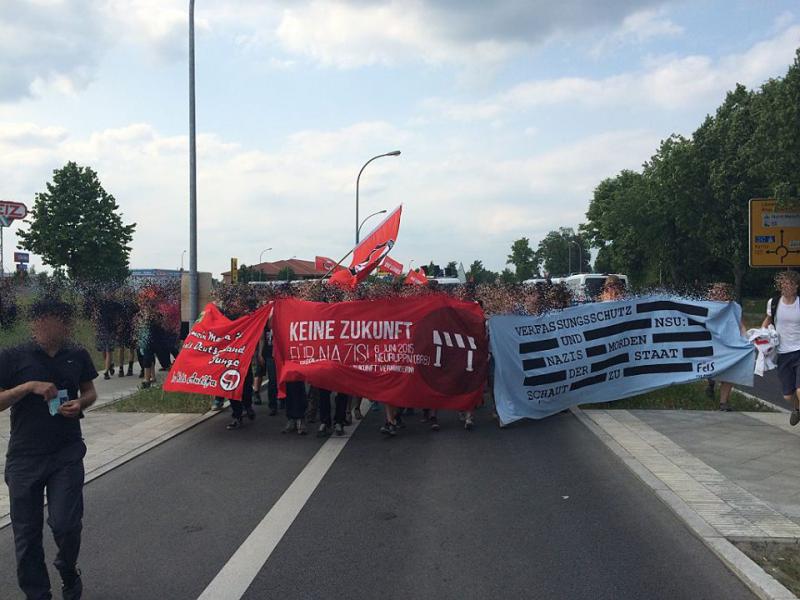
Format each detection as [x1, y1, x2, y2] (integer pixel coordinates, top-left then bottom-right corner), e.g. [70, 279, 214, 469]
[771, 295, 782, 325]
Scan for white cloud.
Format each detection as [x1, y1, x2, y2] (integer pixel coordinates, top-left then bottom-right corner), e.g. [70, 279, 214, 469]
[0, 118, 659, 274]
[591, 7, 683, 56]
[425, 24, 800, 119]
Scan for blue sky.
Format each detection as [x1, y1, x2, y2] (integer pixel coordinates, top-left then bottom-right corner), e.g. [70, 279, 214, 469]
[1, 0, 798, 277]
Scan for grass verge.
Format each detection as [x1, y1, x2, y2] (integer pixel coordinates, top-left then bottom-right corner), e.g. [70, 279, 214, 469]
[99, 386, 212, 414]
[580, 381, 775, 412]
[735, 540, 800, 597]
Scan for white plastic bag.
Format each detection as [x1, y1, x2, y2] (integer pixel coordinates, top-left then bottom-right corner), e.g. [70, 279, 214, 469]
[747, 326, 780, 376]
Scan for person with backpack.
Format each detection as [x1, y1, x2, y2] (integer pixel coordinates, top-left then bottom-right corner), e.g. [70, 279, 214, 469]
[762, 270, 800, 424]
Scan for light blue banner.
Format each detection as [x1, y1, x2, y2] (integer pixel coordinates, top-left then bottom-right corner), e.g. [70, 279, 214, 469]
[489, 296, 755, 425]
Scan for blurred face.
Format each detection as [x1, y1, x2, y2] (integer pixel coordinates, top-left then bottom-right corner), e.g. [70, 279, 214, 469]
[31, 315, 72, 348]
[779, 276, 799, 298]
[708, 284, 732, 302]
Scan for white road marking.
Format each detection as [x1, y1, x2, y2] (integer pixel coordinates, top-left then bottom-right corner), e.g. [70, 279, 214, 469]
[197, 398, 371, 600]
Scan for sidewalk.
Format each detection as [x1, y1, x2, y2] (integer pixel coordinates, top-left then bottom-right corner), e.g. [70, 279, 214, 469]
[579, 408, 800, 599]
[0, 372, 217, 526]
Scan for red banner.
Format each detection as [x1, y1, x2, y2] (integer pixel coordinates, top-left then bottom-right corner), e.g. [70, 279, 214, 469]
[272, 295, 488, 410]
[163, 303, 272, 400]
[404, 268, 427, 285]
[380, 256, 404, 276]
[315, 256, 345, 273]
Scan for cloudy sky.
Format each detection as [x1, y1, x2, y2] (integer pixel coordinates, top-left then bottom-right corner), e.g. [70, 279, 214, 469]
[1, 0, 799, 277]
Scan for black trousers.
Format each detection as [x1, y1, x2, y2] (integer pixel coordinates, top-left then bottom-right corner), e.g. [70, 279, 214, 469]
[227, 371, 254, 420]
[266, 357, 279, 411]
[318, 390, 348, 426]
[5, 442, 86, 600]
[285, 381, 307, 420]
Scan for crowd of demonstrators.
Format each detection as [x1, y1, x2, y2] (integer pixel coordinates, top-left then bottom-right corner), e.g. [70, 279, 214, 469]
[83, 280, 182, 388]
[205, 279, 579, 438]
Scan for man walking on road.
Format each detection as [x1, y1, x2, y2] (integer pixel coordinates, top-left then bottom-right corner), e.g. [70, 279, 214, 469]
[763, 271, 800, 425]
[0, 298, 98, 600]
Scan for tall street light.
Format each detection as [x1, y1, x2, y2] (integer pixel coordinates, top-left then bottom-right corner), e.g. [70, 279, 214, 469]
[188, 0, 199, 321]
[357, 209, 387, 239]
[568, 240, 583, 275]
[356, 151, 400, 245]
[259, 247, 272, 281]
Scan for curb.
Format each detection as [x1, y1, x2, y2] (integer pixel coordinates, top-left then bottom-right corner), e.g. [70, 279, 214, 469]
[735, 387, 791, 414]
[571, 406, 798, 600]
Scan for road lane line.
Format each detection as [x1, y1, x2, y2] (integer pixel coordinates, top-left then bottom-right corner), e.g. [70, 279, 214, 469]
[197, 399, 372, 600]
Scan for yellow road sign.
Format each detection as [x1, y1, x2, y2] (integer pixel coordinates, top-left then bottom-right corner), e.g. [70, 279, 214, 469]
[749, 199, 800, 267]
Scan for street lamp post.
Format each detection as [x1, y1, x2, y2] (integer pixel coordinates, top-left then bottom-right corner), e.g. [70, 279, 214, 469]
[188, 0, 199, 321]
[258, 247, 272, 281]
[357, 210, 387, 239]
[356, 151, 400, 245]
[569, 240, 583, 275]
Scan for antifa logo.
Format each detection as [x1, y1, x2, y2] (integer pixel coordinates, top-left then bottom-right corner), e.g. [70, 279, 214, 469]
[351, 240, 394, 275]
[219, 369, 241, 392]
[414, 307, 487, 396]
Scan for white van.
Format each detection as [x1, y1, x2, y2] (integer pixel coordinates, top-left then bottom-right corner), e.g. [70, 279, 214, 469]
[560, 273, 628, 302]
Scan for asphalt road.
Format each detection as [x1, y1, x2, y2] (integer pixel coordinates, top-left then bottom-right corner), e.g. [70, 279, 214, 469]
[739, 369, 793, 410]
[0, 407, 756, 600]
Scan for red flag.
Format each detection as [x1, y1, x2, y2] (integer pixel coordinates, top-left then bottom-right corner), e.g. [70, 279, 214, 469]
[350, 205, 402, 283]
[404, 268, 428, 285]
[163, 303, 272, 400]
[380, 256, 404, 276]
[315, 256, 345, 273]
[272, 295, 488, 410]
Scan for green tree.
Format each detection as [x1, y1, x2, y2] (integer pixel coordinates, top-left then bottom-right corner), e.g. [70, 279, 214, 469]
[467, 260, 497, 284]
[499, 268, 517, 284]
[444, 261, 458, 278]
[236, 264, 260, 284]
[277, 267, 296, 281]
[18, 162, 135, 283]
[506, 238, 537, 281]
[535, 227, 590, 277]
[425, 262, 443, 278]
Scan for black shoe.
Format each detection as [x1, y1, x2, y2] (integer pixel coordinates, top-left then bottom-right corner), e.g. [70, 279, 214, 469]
[388, 423, 398, 436]
[127, 364, 134, 376]
[104, 371, 110, 380]
[138, 370, 144, 379]
[430, 417, 440, 431]
[380, 422, 391, 435]
[118, 370, 125, 378]
[110, 364, 115, 376]
[226, 418, 243, 430]
[282, 420, 297, 434]
[61, 568, 82, 600]
[254, 392, 263, 405]
[334, 423, 345, 436]
[246, 408, 256, 421]
[396, 415, 406, 429]
[718, 403, 732, 412]
[140, 381, 151, 390]
[317, 423, 331, 438]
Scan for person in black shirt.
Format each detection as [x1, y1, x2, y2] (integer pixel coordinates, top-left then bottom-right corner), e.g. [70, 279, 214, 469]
[0, 297, 98, 600]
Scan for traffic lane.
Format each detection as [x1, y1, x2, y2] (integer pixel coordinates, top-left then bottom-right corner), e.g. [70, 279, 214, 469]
[738, 370, 793, 411]
[0, 407, 326, 600]
[244, 410, 755, 600]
